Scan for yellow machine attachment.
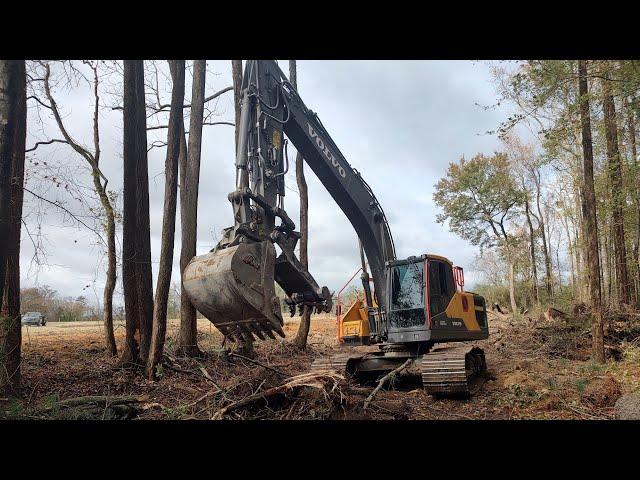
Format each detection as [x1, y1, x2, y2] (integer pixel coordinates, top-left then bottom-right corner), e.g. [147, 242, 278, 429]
[338, 294, 379, 345]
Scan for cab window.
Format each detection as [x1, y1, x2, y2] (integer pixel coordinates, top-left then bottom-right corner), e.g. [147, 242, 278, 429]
[389, 262, 425, 329]
[428, 260, 455, 317]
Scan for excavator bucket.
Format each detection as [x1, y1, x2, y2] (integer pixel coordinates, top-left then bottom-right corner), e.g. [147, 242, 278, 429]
[182, 241, 285, 342]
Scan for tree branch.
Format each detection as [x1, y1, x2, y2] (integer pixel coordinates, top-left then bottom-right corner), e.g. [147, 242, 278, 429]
[23, 186, 106, 246]
[147, 121, 234, 131]
[42, 63, 108, 185]
[25, 139, 68, 153]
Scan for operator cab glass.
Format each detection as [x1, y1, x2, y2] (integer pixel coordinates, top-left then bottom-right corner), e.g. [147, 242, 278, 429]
[428, 259, 456, 317]
[388, 261, 425, 329]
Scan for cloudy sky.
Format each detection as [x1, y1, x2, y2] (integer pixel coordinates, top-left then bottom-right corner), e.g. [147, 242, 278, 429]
[21, 60, 515, 306]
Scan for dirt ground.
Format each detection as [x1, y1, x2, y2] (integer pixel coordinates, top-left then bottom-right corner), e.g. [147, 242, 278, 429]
[2, 309, 640, 420]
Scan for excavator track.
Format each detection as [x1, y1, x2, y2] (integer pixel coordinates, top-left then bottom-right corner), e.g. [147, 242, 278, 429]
[420, 345, 486, 397]
[310, 353, 362, 375]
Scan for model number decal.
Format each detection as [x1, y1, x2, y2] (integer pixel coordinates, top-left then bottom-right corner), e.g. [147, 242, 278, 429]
[307, 122, 346, 178]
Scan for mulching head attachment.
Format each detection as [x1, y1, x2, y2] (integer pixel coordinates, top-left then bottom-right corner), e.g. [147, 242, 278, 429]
[182, 241, 285, 342]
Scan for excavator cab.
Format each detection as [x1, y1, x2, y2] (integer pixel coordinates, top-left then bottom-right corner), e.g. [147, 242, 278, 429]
[384, 255, 488, 345]
[337, 254, 488, 347]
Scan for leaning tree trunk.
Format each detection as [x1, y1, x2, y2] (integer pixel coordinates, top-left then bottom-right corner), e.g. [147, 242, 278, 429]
[602, 70, 631, 307]
[0, 60, 26, 395]
[578, 60, 604, 363]
[178, 60, 206, 358]
[147, 60, 185, 379]
[91, 154, 117, 357]
[102, 208, 117, 356]
[289, 60, 313, 349]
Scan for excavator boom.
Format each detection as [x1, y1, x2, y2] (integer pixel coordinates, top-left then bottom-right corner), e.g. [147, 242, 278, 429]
[183, 60, 396, 342]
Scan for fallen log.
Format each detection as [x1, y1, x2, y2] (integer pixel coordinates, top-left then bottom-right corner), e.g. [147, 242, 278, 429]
[41, 394, 147, 412]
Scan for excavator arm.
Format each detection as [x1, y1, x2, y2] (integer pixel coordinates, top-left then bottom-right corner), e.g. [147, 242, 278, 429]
[182, 60, 395, 342]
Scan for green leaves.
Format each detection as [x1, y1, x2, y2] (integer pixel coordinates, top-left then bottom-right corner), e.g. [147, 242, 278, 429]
[434, 152, 525, 249]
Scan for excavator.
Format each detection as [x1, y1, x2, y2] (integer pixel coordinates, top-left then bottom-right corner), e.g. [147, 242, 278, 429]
[183, 60, 489, 396]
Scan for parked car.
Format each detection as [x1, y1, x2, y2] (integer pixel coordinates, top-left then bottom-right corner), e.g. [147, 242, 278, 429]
[21, 311, 46, 326]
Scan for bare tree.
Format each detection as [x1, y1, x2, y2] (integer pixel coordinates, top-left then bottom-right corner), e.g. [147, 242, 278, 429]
[578, 60, 605, 363]
[0, 60, 26, 394]
[121, 60, 154, 366]
[177, 60, 207, 357]
[29, 61, 119, 356]
[147, 60, 185, 378]
[289, 60, 313, 349]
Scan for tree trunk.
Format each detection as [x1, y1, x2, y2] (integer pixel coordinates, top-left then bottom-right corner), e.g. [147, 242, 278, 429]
[120, 60, 153, 366]
[0, 60, 26, 395]
[574, 184, 587, 302]
[147, 60, 186, 379]
[91, 154, 117, 357]
[134, 62, 154, 364]
[120, 60, 140, 365]
[537, 198, 553, 299]
[103, 210, 117, 357]
[92, 165, 117, 358]
[508, 257, 517, 315]
[578, 60, 604, 363]
[524, 196, 539, 305]
[289, 60, 312, 349]
[602, 69, 631, 307]
[564, 217, 576, 298]
[178, 60, 206, 358]
[0, 60, 19, 313]
[624, 96, 639, 306]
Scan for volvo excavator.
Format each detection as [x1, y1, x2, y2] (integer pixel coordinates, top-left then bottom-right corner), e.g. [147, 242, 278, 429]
[183, 60, 489, 396]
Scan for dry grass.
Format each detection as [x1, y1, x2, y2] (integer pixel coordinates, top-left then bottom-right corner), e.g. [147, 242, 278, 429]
[3, 309, 640, 420]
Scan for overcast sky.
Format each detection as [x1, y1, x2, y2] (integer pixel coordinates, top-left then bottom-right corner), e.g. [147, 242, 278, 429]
[21, 60, 515, 306]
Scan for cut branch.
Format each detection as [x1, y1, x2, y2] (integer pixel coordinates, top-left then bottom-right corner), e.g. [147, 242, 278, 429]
[364, 358, 412, 409]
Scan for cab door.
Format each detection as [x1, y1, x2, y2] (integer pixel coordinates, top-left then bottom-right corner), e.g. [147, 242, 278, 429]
[426, 259, 456, 323]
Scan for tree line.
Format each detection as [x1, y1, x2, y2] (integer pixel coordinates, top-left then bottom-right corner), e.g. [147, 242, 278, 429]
[434, 60, 640, 362]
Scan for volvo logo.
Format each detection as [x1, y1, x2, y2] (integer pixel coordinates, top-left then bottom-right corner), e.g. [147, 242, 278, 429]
[307, 122, 346, 178]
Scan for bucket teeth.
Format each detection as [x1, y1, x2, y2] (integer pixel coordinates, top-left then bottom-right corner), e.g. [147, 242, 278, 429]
[251, 325, 266, 341]
[263, 326, 276, 340]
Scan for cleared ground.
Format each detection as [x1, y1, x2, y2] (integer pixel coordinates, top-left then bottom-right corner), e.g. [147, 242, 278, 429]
[3, 310, 640, 420]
